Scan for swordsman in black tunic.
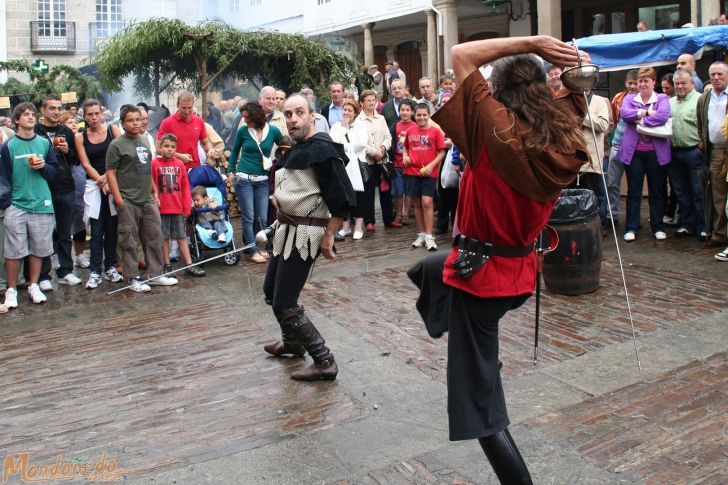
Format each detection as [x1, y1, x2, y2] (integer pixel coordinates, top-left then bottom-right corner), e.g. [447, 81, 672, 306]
[260, 93, 355, 381]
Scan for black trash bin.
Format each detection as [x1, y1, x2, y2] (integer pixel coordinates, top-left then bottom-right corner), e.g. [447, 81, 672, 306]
[542, 188, 602, 296]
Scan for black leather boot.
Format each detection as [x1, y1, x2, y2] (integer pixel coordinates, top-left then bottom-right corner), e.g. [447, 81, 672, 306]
[478, 428, 533, 485]
[279, 305, 338, 381]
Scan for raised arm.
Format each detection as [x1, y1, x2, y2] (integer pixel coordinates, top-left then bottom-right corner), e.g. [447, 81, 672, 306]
[451, 35, 585, 88]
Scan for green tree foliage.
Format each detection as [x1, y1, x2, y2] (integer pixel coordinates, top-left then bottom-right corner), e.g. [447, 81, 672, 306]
[0, 60, 101, 106]
[94, 18, 358, 109]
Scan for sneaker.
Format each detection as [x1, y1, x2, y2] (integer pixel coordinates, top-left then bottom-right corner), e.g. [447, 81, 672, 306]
[352, 230, 363, 240]
[104, 267, 124, 283]
[699, 231, 709, 242]
[162, 264, 173, 274]
[207, 229, 215, 237]
[3, 287, 18, 309]
[148, 275, 178, 286]
[217, 233, 226, 243]
[425, 234, 438, 251]
[675, 228, 691, 238]
[714, 248, 728, 262]
[51, 254, 60, 270]
[623, 231, 636, 242]
[58, 273, 82, 285]
[39, 279, 54, 291]
[412, 233, 426, 248]
[129, 278, 151, 293]
[654, 231, 667, 240]
[86, 272, 103, 289]
[337, 229, 352, 238]
[186, 265, 206, 277]
[27, 283, 47, 304]
[75, 254, 90, 268]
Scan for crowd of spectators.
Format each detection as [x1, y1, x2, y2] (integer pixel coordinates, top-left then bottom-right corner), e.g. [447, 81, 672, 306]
[2, 52, 727, 311]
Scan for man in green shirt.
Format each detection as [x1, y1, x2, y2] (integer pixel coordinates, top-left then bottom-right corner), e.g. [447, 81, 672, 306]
[106, 104, 177, 292]
[668, 70, 705, 239]
[0, 102, 59, 308]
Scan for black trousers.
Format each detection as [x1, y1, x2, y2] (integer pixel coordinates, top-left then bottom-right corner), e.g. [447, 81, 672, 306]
[436, 187, 459, 234]
[263, 246, 315, 317]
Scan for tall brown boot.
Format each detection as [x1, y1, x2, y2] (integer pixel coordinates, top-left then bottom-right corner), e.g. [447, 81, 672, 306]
[279, 305, 338, 381]
[265, 312, 305, 357]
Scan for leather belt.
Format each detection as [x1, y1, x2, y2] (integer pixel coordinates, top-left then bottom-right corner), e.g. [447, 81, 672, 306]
[453, 235, 535, 258]
[277, 211, 329, 228]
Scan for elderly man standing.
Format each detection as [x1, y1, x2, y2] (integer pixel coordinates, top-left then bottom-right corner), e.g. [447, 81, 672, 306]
[157, 92, 215, 169]
[669, 70, 706, 239]
[676, 53, 704, 93]
[697, 61, 728, 247]
[259, 86, 289, 137]
[320, 81, 345, 127]
[415, 77, 437, 113]
[382, 79, 406, 132]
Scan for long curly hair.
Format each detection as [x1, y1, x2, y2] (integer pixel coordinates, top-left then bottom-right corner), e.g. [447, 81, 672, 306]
[490, 54, 585, 156]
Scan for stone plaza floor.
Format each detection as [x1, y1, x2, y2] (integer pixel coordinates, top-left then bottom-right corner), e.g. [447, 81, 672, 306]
[0, 205, 726, 484]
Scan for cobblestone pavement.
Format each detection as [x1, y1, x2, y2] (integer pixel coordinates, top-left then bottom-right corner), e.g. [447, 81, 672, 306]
[0, 204, 726, 484]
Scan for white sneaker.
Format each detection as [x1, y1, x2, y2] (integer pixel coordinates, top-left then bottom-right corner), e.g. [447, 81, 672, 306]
[623, 231, 636, 242]
[51, 254, 60, 270]
[337, 229, 352, 238]
[28, 283, 47, 304]
[3, 287, 18, 309]
[75, 254, 90, 268]
[148, 275, 178, 286]
[39, 280, 54, 291]
[129, 278, 151, 293]
[425, 234, 438, 251]
[104, 267, 124, 283]
[412, 233, 426, 248]
[352, 230, 363, 240]
[654, 231, 667, 240]
[58, 273, 82, 285]
[217, 233, 227, 242]
[86, 272, 103, 289]
[206, 229, 215, 237]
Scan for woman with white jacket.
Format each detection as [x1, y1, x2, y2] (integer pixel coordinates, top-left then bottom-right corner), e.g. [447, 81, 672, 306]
[329, 100, 368, 239]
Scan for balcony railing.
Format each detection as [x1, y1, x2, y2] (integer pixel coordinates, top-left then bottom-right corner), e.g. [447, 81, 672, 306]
[30, 20, 76, 53]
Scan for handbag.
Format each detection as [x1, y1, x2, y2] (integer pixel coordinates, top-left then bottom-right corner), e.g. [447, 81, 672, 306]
[250, 127, 273, 170]
[381, 150, 396, 179]
[636, 118, 672, 139]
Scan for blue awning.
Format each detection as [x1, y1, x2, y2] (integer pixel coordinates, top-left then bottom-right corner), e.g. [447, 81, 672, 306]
[576, 26, 728, 72]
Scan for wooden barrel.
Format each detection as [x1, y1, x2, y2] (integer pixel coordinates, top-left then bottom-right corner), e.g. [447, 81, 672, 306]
[542, 189, 602, 296]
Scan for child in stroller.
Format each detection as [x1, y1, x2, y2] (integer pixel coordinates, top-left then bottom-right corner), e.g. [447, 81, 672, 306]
[187, 166, 241, 266]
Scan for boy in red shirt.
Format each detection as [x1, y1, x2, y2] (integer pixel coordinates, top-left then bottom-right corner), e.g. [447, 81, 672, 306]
[151, 134, 205, 277]
[392, 98, 417, 225]
[402, 104, 447, 251]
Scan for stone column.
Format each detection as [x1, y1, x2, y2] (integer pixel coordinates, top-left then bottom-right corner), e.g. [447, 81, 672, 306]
[537, 0, 561, 38]
[425, 9, 438, 79]
[436, 0, 458, 72]
[362, 23, 375, 67]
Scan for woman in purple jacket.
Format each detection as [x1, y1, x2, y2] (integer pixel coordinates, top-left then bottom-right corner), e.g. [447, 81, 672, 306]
[618, 67, 672, 241]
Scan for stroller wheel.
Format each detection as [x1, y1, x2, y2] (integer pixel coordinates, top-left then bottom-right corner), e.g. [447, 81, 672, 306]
[224, 252, 240, 266]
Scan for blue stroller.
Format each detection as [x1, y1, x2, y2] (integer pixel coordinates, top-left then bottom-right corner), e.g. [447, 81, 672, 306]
[188, 165, 240, 266]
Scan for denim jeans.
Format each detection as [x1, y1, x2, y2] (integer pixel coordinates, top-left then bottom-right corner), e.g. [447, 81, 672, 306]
[198, 219, 227, 236]
[624, 150, 667, 234]
[668, 147, 707, 234]
[606, 147, 624, 221]
[40, 191, 75, 280]
[89, 197, 118, 274]
[234, 176, 269, 254]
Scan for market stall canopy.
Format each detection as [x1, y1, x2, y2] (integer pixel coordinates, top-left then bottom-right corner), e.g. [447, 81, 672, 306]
[576, 26, 728, 72]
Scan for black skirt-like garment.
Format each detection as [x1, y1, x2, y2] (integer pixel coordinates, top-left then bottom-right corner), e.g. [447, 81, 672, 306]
[408, 252, 529, 441]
